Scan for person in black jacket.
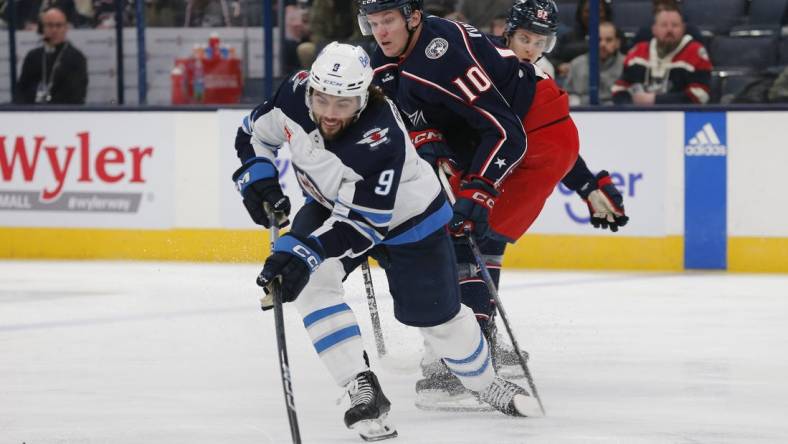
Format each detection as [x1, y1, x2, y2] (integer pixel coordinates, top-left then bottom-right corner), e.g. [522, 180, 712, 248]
[14, 6, 88, 104]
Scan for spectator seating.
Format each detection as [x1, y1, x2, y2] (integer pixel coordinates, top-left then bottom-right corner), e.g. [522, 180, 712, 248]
[780, 37, 788, 66]
[748, 0, 788, 27]
[612, 0, 652, 38]
[556, 1, 577, 33]
[682, 0, 748, 35]
[710, 35, 778, 71]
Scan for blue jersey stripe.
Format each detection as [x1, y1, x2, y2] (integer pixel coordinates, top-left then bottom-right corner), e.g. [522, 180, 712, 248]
[384, 200, 452, 245]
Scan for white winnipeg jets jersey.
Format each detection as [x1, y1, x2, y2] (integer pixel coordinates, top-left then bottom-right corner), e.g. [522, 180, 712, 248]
[234, 71, 451, 259]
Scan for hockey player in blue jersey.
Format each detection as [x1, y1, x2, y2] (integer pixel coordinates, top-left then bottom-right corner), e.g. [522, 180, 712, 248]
[357, 0, 629, 409]
[232, 42, 541, 439]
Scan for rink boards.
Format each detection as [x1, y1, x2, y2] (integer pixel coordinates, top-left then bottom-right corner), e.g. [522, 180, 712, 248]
[1, 109, 786, 272]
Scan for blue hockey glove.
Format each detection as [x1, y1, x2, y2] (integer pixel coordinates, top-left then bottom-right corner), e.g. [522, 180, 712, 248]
[448, 176, 498, 239]
[577, 170, 629, 232]
[410, 128, 453, 168]
[257, 233, 325, 307]
[232, 157, 290, 228]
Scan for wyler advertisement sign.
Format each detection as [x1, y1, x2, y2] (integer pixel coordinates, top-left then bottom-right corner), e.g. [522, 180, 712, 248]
[0, 113, 174, 228]
[529, 112, 670, 237]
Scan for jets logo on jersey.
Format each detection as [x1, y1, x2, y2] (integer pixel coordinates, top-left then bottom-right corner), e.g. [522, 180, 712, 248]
[357, 128, 390, 148]
[425, 38, 449, 60]
[295, 168, 331, 208]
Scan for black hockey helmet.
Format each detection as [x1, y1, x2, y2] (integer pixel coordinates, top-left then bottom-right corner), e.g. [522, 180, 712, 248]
[505, 0, 560, 52]
[357, 0, 424, 36]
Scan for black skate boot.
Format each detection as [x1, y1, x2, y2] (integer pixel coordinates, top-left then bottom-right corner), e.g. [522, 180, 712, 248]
[414, 360, 490, 412]
[477, 376, 541, 417]
[344, 371, 397, 441]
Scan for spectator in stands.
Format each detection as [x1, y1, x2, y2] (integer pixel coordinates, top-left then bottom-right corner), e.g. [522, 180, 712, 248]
[2, 0, 44, 30]
[612, 6, 712, 105]
[632, 0, 703, 46]
[14, 6, 88, 104]
[3, 0, 87, 29]
[296, 0, 362, 68]
[94, 0, 183, 28]
[283, 3, 310, 73]
[552, 0, 613, 78]
[564, 20, 623, 105]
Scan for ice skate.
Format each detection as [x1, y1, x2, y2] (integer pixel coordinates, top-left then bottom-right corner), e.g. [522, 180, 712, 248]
[477, 376, 542, 417]
[493, 340, 529, 380]
[344, 371, 398, 441]
[414, 360, 491, 412]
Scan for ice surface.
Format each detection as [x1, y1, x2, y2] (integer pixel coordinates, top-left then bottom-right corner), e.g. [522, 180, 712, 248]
[1, 261, 787, 444]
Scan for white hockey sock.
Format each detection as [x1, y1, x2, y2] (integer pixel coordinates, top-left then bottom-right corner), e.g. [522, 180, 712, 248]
[420, 305, 494, 392]
[295, 259, 368, 387]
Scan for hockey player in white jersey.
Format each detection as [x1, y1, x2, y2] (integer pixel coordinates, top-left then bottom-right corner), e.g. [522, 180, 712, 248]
[231, 42, 541, 440]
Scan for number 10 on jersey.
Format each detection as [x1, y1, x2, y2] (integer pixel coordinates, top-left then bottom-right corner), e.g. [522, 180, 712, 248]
[452, 66, 493, 102]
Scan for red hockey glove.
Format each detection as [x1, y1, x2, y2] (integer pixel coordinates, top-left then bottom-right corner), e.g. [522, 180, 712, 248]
[448, 176, 498, 239]
[409, 128, 453, 168]
[580, 171, 629, 232]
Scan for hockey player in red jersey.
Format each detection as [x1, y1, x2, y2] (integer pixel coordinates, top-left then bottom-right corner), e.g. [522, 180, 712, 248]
[358, 0, 629, 409]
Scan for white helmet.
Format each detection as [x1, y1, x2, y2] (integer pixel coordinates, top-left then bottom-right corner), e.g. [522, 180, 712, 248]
[307, 42, 374, 119]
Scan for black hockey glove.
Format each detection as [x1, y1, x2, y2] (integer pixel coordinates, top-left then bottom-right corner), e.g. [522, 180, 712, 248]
[410, 128, 453, 168]
[577, 170, 629, 232]
[257, 233, 325, 308]
[448, 176, 498, 239]
[232, 157, 290, 228]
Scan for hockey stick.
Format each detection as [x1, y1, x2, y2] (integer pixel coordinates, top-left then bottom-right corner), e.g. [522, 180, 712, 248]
[437, 168, 546, 416]
[265, 208, 302, 444]
[361, 260, 387, 357]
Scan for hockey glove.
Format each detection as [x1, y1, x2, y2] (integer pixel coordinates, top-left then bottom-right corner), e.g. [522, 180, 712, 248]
[232, 157, 290, 228]
[577, 170, 629, 232]
[410, 128, 453, 168]
[448, 176, 498, 239]
[257, 233, 325, 308]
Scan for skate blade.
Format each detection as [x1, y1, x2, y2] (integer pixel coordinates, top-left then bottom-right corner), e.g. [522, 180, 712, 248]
[513, 394, 543, 417]
[351, 414, 398, 441]
[415, 390, 493, 412]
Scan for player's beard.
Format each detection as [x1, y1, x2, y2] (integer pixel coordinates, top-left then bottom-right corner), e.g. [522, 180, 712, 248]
[317, 115, 352, 141]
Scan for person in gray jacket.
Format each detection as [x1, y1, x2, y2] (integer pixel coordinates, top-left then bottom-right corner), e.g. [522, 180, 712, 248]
[564, 20, 623, 105]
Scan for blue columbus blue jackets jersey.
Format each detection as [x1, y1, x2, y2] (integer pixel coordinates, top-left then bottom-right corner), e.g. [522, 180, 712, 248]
[234, 71, 451, 260]
[372, 16, 540, 187]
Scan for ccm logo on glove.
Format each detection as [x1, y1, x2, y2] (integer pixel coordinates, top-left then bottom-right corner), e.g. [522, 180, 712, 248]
[410, 129, 445, 147]
[292, 244, 321, 272]
[471, 191, 495, 209]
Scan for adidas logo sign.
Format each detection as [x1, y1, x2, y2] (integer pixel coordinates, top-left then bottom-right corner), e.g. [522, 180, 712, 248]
[685, 123, 727, 156]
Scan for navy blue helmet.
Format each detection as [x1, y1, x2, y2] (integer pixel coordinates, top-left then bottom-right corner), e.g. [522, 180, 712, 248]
[357, 0, 424, 35]
[505, 0, 560, 52]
